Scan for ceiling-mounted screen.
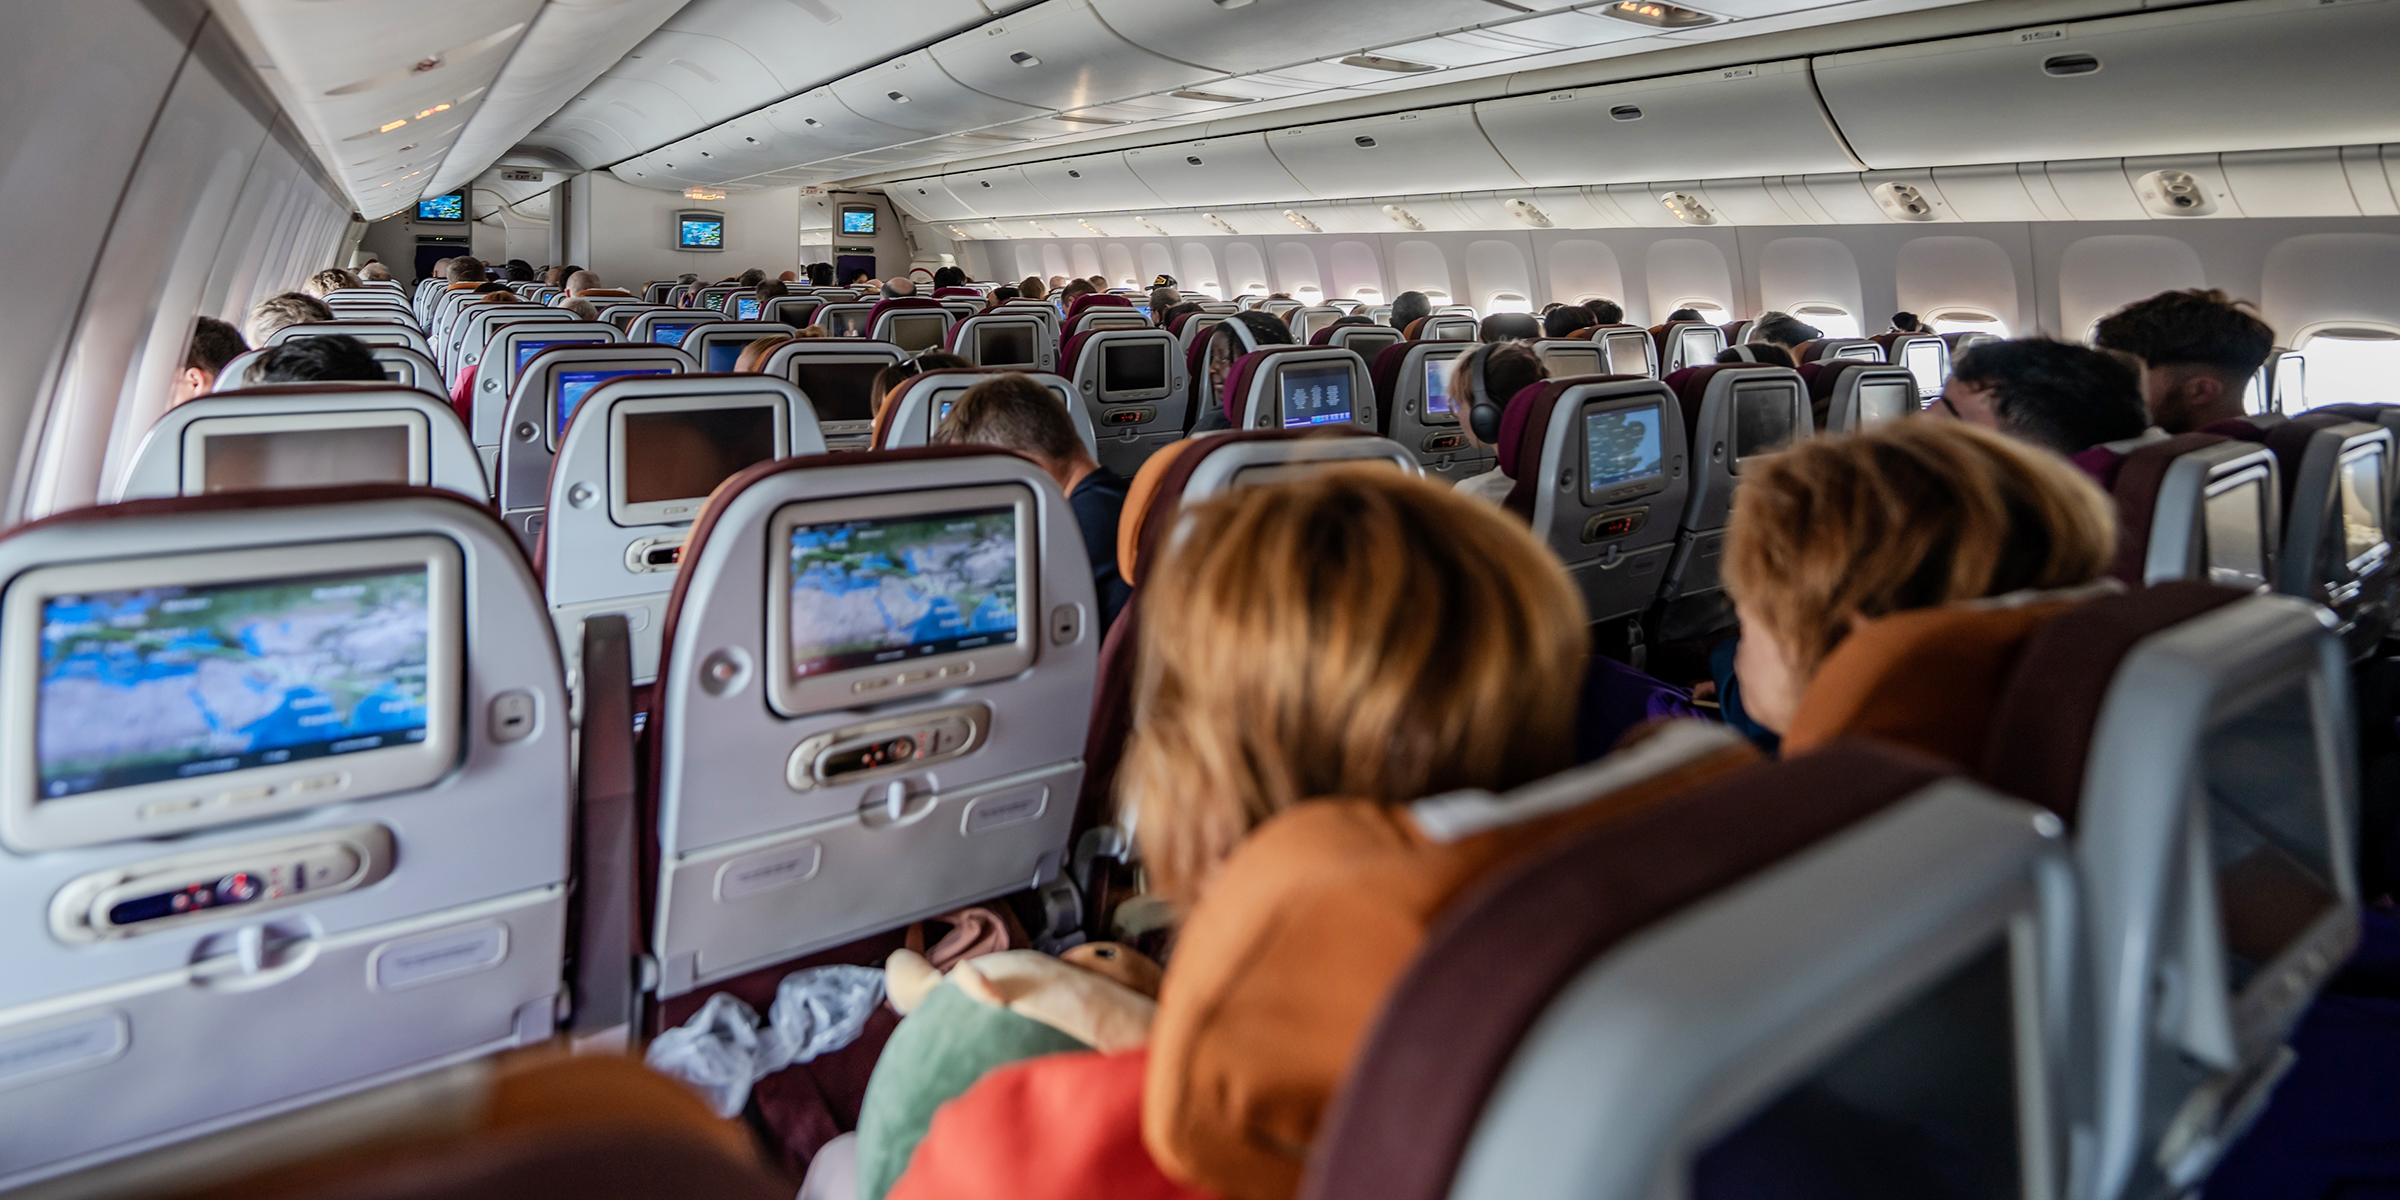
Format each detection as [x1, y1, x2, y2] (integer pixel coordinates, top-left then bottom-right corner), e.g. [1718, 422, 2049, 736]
[677, 210, 725, 251]
[415, 193, 465, 222]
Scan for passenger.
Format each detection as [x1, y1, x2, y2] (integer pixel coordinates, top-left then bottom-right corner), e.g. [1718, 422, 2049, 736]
[990, 285, 1020, 304]
[1048, 275, 1069, 292]
[1017, 276, 1048, 302]
[169, 316, 247, 406]
[444, 256, 487, 290]
[793, 324, 829, 339]
[566, 270, 635, 299]
[1389, 290, 1432, 334]
[1890, 311, 1925, 334]
[1717, 343, 1796, 369]
[844, 268, 873, 288]
[304, 267, 358, 297]
[1667, 306, 1705, 323]
[757, 279, 790, 305]
[1149, 285, 1179, 314]
[561, 297, 600, 321]
[504, 259, 536, 283]
[1158, 301, 1202, 330]
[1543, 303, 1599, 339]
[737, 267, 766, 288]
[809, 262, 836, 287]
[2091, 288, 2276, 436]
[675, 272, 700, 287]
[931, 373, 1134, 633]
[1722, 420, 2114, 735]
[1583, 298, 1625, 326]
[1933, 338, 2149, 461]
[1446, 342, 1549, 505]
[731, 335, 795, 374]
[255, 334, 385, 383]
[356, 260, 390, 283]
[1748, 313, 1820, 354]
[933, 266, 967, 290]
[243, 291, 334, 346]
[1190, 311, 1295, 433]
[1060, 279, 1096, 303]
[541, 265, 570, 287]
[882, 278, 918, 299]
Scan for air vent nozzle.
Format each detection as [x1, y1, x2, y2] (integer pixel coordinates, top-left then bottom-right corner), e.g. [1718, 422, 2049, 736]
[1609, 105, 1643, 121]
[2043, 53, 2101, 76]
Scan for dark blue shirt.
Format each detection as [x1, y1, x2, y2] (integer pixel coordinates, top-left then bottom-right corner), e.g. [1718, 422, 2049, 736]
[1069, 466, 1134, 635]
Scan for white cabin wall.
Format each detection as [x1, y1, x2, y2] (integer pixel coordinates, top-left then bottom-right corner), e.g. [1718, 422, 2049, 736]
[965, 215, 2400, 345]
[581, 173, 803, 289]
[7, 1, 351, 522]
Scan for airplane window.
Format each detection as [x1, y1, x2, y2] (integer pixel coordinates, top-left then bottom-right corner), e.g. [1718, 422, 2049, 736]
[2297, 331, 2400, 408]
[1930, 310, 2010, 338]
[1793, 305, 1863, 339]
[1676, 299, 1728, 321]
[1487, 292, 1534, 315]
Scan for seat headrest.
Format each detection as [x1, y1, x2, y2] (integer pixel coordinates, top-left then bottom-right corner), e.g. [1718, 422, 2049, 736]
[1296, 738, 1961, 1200]
[1402, 317, 1429, 339]
[2105, 431, 2235, 584]
[1479, 313, 1540, 342]
[1218, 345, 1318, 426]
[864, 296, 944, 327]
[1065, 293, 1134, 322]
[1116, 427, 1377, 587]
[1148, 722, 1758, 1200]
[933, 287, 981, 298]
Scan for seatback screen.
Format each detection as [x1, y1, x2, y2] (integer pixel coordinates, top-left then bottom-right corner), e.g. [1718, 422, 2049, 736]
[1280, 363, 1353, 428]
[1540, 347, 1602, 378]
[2339, 448, 2386, 569]
[204, 427, 411, 492]
[785, 506, 1018, 677]
[1692, 940, 2022, 1199]
[1345, 332, 1398, 361]
[824, 310, 867, 338]
[1903, 341, 1946, 397]
[735, 297, 761, 321]
[1679, 327, 1717, 366]
[1605, 331, 1651, 376]
[1424, 356, 1459, 418]
[38, 569, 431, 799]
[888, 313, 946, 352]
[1102, 342, 1167, 395]
[2203, 674, 2341, 1003]
[1856, 380, 1914, 428]
[622, 407, 778, 506]
[788, 361, 887, 423]
[517, 338, 603, 371]
[2204, 477, 2269, 589]
[652, 321, 705, 348]
[705, 339, 760, 373]
[1835, 343, 1881, 362]
[557, 369, 673, 429]
[1585, 404, 1665, 495]
[1733, 383, 1797, 464]
[975, 324, 1037, 368]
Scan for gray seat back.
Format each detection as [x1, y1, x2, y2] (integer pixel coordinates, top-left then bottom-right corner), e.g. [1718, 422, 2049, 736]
[881, 370, 1097, 461]
[759, 339, 908, 450]
[116, 384, 486, 502]
[1067, 329, 1189, 476]
[496, 344, 695, 549]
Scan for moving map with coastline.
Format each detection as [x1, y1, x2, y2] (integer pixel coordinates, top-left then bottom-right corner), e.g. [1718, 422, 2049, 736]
[38, 569, 431, 797]
[787, 507, 1018, 676]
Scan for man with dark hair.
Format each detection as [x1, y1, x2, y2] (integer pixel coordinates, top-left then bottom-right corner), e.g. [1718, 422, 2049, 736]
[1059, 279, 1095, 303]
[1543, 303, 1598, 339]
[932, 265, 968, 290]
[504, 259, 536, 282]
[1584, 298, 1625, 326]
[1890, 311, 1924, 333]
[2091, 288, 2277, 435]
[1389, 290, 1432, 334]
[933, 373, 1131, 631]
[757, 279, 790, 306]
[1936, 338, 2149, 458]
[1749, 313, 1822, 353]
[171, 316, 248, 406]
[257, 334, 386, 383]
[808, 262, 835, 287]
[1665, 307, 1705, 324]
[736, 267, 767, 288]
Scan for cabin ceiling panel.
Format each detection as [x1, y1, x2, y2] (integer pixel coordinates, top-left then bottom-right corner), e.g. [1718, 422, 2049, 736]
[931, 2, 1219, 110]
[827, 50, 1050, 138]
[1814, 0, 2400, 170]
[1268, 107, 1524, 200]
[1083, 0, 1530, 76]
[1123, 134, 1306, 210]
[1020, 153, 1165, 214]
[1475, 60, 1856, 189]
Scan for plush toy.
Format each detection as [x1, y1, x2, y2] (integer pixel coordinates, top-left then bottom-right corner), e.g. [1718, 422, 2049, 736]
[853, 943, 1162, 1200]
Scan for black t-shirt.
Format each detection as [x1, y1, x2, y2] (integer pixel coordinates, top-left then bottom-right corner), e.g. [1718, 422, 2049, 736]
[1069, 466, 1135, 634]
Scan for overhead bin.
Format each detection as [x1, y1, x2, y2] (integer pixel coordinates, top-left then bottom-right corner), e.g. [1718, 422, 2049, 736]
[1085, 0, 1508, 75]
[1123, 133, 1307, 210]
[1268, 107, 1526, 200]
[1814, 0, 2400, 169]
[826, 49, 1048, 138]
[1020, 153, 1164, 216]
[761, 88, 933, 161]
[1475, 60, 1859, 189]
[940, 164, 1054, 220]
[889, 177, 981, 223]
[929, 2, 1216, 109]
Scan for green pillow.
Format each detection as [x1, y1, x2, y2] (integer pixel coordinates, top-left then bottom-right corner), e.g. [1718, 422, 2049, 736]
[854, 979, 1090, 1200]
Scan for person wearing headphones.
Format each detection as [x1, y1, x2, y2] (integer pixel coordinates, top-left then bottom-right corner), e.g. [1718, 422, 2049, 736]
[1448, 341, 1549, 505]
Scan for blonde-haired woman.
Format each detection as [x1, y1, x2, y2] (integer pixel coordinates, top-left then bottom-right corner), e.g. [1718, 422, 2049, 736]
[304, 266, 359, 298]
[1118, 465, 1590, 906]
[1724, 418, 2116, 734]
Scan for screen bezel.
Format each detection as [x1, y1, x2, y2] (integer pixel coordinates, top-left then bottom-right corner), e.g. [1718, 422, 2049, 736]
[819, 305, 873, 339]
[542, 355, 686, 447]
[1421, 349, 1466, 424]
[1855, 378, 1915, 429]
[608, 393, 789, 527]
[1540, 346, 1604, 378]
[780, 354, 898, 427]
[1, 536, 465, 853]
[645, 319, 712, 348]
[676, 211, 726, 251]
[1099, 340, 1172, 402]
[696, 333, 770, 374]
[765, 483, 1039, 717]
[1602, 330, 1654, 377]
[414, 193, 466, 223]
[839, 206, 878, 237]
[2202, 468, 2272, 589]
[885, 312, 948, 352]
[1903, 341, 1947, 398]
[181, 411, 431, 495]
[1579, 398, 1669, 504]
[2337, 442, 2388, 576]
[1277, 361, 1358, 429]
[974, 321, 1040, 369]
[1729, 379, 1801, 472]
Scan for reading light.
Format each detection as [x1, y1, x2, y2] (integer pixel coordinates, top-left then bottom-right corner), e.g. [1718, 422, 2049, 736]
[1659, 191, 1717, 225]
[379, 119, 407, 133]
[888, 91, 910, 103]
[1506, 198, 1553, 228]
[1600, 0, 1715, 27]
[1010, 51, 1040, 67]
[1284, 210, 1323, 233]
[1203, 213, 1238, 234]
[415, 103, 450, 120]
[1870, 181, 1939, 221]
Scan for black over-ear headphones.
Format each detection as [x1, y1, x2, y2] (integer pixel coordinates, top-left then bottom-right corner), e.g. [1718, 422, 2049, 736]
[1467, 344, 1505, 444]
